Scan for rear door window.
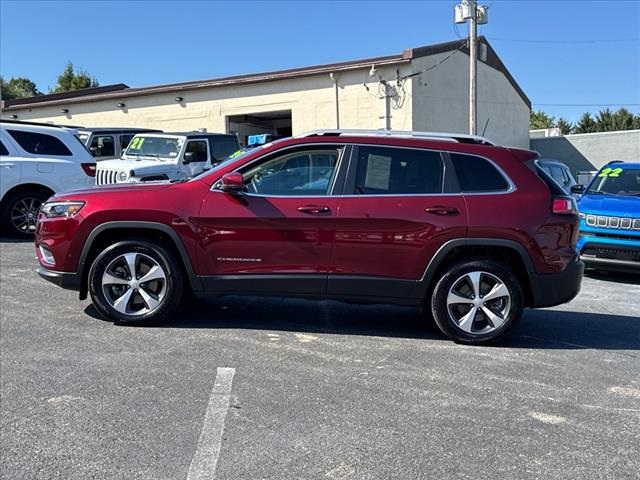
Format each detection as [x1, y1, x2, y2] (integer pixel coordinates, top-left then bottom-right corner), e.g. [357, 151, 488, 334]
[7, 129, 72, 156]
[450, 153, 510, 192]
[0, 140, 9, 156]
[353, 146, 443, 195]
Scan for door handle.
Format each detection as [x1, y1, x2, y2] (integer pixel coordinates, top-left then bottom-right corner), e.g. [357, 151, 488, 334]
[425, 206, 460, 216]
[297, 205, 332, 215]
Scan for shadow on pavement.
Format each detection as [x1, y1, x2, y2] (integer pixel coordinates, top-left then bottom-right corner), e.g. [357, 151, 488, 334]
[0, 236, 32, 244]
[85, 294, 640, 350]
[584, 270, 639, 285]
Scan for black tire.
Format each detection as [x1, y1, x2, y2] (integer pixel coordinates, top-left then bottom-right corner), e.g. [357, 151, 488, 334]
[88, 240, 183, 325]
[1, 189, 50, 238]
[430, 259, 524, 345]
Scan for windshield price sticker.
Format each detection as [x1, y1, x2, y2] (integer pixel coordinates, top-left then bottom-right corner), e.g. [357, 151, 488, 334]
[598, 167, 623, 178]
[128, 137, 145, 150]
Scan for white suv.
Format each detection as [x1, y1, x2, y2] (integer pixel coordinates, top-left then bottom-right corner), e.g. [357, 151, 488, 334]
[95, 132, 239, 185]
[0, 121, 96, 237]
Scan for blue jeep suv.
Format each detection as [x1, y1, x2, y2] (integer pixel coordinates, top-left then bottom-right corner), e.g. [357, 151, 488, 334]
[574, 161, 640, 272]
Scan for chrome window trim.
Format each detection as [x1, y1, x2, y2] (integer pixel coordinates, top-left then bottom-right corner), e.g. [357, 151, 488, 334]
[210, 141, 516, 197]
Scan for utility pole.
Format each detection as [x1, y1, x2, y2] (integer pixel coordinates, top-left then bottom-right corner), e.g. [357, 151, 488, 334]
[468, 0, 477, 135]
[455, 0, 488, 136]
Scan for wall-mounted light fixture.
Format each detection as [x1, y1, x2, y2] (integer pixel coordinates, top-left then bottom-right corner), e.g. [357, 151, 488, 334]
[61, 108, 69, 114]
[174, 96, 183, 102]
[116, 102, 126, 108]
[10, 114, 18, 119]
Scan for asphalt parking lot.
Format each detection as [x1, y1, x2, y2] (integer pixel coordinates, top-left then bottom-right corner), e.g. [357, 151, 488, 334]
[1, 239, 639, 480]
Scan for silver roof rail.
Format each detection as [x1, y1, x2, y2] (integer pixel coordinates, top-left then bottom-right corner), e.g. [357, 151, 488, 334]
[296, 129, 496, 146]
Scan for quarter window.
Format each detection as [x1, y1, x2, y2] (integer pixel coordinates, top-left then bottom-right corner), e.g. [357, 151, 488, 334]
[0, 140, 8, 156]
[242, 149, 339, 196]
[450, 153, 509, 192]
[89, 135, 115, 157]
[354, 146, 443, 195]
[7, 129, 72, 156]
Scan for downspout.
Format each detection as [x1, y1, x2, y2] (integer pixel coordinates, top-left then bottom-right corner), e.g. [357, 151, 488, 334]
[329, 72, 340, 129]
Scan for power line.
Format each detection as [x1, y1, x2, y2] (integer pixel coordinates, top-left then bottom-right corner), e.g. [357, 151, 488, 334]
[487, 36, 639, 44]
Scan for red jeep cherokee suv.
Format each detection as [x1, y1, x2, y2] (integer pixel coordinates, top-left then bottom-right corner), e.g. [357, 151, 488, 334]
[35, 130, 584, 344]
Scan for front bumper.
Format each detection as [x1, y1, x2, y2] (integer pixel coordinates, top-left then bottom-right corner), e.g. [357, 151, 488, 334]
[580, 243, 640, 273]
[37, 267, 81, 291]
[529, 259, 585, 308]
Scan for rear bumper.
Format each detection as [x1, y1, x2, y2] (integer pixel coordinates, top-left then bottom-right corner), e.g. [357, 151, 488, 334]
[37, 267, 81, 291]
[529, 259, 585, 308]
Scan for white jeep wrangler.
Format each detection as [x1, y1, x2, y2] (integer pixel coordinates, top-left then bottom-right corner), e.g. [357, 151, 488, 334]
[95, 132, 239, 185]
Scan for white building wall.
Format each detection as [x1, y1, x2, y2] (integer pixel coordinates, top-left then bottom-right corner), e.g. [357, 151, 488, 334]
[410, 51, 530, 148]
[1, 66, 414, 134]
[530, 129, 640, 174]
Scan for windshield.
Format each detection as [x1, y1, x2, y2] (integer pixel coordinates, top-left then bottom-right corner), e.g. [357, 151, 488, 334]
[189, 147, 258, 181]
[124, 136, 184, 159]
[587, 166, 640, 196]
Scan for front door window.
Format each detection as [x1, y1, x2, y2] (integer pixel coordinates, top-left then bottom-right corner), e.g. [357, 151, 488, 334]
[242, 150, 339, 196]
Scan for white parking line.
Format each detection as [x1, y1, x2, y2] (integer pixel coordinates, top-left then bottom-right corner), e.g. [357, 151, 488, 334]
[187, 367, 236, 480]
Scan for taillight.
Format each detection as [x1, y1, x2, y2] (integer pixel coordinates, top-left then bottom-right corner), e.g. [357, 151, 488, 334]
[81, 163, 96, 177]
[552, 196, 577, 215]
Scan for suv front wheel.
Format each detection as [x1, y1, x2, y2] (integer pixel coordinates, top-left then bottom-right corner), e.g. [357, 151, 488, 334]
[431, 259, 524, 345]
[88, 240, 183, 325]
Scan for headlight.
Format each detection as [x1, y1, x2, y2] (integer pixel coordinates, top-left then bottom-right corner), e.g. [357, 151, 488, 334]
[40, 201, 85, 218]
[117, 171, 129, 182]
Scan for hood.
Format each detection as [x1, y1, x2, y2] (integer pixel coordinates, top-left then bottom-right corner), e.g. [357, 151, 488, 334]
[579, 193, 640, 218]
[98, 158, 178, 173]
[49, 181, 174, 201]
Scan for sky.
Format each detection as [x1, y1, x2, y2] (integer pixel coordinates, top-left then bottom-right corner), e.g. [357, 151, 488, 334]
[1, 0, 639, 123]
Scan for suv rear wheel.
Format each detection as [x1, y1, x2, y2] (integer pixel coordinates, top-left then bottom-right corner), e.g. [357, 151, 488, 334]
[430, 259, 523, 345]
[88, 240, 183, 325]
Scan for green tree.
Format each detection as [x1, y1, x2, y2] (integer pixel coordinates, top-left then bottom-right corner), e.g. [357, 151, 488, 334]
[530, 109, 555, 129]
[611, 108, 634, 131]
[595, 108, 616, 132]
[633, 115, 640, 130]
[574, 112, 598, 133]
[556, 117, 574, 135]
[51, 62, 98, 93]
[0, 76, 42, 100]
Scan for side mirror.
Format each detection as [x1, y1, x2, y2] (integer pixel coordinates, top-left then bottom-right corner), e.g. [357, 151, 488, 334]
[89, 146, 100, 157]
[183, 151, 196, 164]
[219, 172, 245, 193]
[570, 184, 585, 195]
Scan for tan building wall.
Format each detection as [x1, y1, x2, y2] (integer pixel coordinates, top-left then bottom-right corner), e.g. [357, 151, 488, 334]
[2, 65, 414, 135]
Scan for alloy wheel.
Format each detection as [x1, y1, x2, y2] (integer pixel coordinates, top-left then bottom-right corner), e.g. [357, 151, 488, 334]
[101, 252, 167, 316]
[10, 197, 42, 233]
[446, 271, 511, 335]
